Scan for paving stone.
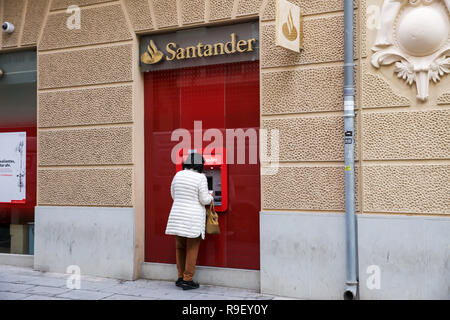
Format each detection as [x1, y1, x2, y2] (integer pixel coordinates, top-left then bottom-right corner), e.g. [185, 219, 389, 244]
[243, 294, 275, 300]
[19, 285, 72, 296]
[75, 279, 121, 292]
[56, 289, 115, 300]
[0, 291, 30, 300]
[25, 277, 69, 288]
[41, 272, 71, 279]
[193, 293, 241, 300]
[0, 265, 284, 300]
[0, 274, 42, 284]
[271, 296, 299, 300]
[0, 282, 35, 293]
[102, 294, 161, 300]
[22, 295, 70, 300]
[195, 285, 259, 298]
[115, 278, 172, 290]
[100, 284, 199, 300]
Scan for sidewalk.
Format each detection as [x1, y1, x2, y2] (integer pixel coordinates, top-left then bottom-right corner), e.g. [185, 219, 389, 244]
[0, 265, 293, 300]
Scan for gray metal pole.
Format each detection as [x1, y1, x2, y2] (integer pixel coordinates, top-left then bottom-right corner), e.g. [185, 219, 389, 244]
[343, 0, 358, 300]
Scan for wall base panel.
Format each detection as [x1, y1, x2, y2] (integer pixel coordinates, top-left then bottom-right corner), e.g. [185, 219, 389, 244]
[0, 253, 34, 268]
[260, 211, 347, 299]
[260, 211, 450, 300]
[358, 214, 450, 300]
[34, 206, 135, 280]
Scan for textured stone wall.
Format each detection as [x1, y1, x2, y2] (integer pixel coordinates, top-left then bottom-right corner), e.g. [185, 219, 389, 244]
[0, 0, 447, 217]
[0, 0, 266, 208]
[260, 1, 360, 214]
[360, 0, 450, 215]
[0, 0, 135, 207]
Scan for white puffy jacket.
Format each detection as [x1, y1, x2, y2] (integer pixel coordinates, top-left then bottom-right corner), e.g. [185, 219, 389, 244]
[165, 169, 214, 239]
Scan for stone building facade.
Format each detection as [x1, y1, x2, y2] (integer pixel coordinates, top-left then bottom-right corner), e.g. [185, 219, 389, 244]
[0, 0, 448, 299]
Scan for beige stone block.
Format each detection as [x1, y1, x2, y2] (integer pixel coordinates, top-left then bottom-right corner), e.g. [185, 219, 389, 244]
[236, 0, 263, 16]
[51, 0, 112, 10]
[123, 0, 153, 31]
[261, 15, 345, 68]
[38, 44, 133, 89]
[263, 115, 358, 162]
[153, 0, 178, 28]
[262, 66, 344, 114]
[21, 0, 49, 46]
[39, 4, 132, 50]
[1, 0, 25, 48]
[209, 0, 234, 21]
[362, 110, 450, 160]
[181, 0, 205, 25]
[10, 224, 29, 254]
[360, 0, 368, 58]
[437, 93, 450, 105]
[39, 85, 133, 127]
[262, 166, 359, 211]
[39, 127, 133, 166]
[361, 63, 410, 108]
[262, 0, 346, 21]
[38, 168, 133, 207]
[363, 165, 449, 214]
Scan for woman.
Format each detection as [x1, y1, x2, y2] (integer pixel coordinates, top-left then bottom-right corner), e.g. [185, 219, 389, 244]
[165, 152, 214, 290]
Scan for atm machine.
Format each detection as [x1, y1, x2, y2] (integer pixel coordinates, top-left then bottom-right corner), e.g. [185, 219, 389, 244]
[176, 148, 227, 212]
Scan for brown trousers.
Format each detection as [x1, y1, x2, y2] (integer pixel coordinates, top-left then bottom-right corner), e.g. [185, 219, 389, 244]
[175, 236, 201, 282]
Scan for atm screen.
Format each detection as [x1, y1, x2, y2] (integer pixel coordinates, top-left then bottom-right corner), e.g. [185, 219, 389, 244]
[207, 176, 213, 190]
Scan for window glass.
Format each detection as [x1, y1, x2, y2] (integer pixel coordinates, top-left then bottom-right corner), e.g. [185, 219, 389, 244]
[0, 50, 37, 255]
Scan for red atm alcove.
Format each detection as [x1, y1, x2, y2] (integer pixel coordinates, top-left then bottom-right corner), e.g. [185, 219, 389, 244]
[144, 61, 260, 270]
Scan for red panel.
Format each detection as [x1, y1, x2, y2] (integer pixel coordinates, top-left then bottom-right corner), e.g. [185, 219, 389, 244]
[144, 69, 180, 263]
[180, 65, 225, 132]
[144, 61, 260, 270]
[224, 62, 260, 269]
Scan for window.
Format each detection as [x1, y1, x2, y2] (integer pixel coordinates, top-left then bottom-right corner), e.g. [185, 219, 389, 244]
[0, 50, 37, 255]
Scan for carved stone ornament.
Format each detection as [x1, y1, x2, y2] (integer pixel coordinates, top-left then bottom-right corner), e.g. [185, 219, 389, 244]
[371, 0, 450, 101]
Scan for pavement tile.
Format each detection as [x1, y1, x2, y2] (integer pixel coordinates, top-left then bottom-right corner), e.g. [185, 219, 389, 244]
[94, 284, 161, 297]
[25, 277, 69, 288]
[152, 288, 212, 300]
[22, 295, 70, 300]
[56, 289, 114, 300]
[193, 293, 242, 300]
[194, 286, 260, 299]
[75, 279, 121, 292]
[0, 274, 42, 284]
[115, 279, 171, 290]
[18, 285, 72, 296]
[243, 295, 275, 300]
[271, 296, 299, 300]
[102, 294, 162, 300]
[41, 272, 71, 279]
[100, 284, 201, 300]
[0, 291, 30, 300]
[0, 265, 284, 300]
[0, 282, 35, 293]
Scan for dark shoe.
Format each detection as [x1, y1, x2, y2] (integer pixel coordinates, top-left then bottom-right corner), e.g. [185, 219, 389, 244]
[175, 277, 183, 287]
[181, 280, 200, 290]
